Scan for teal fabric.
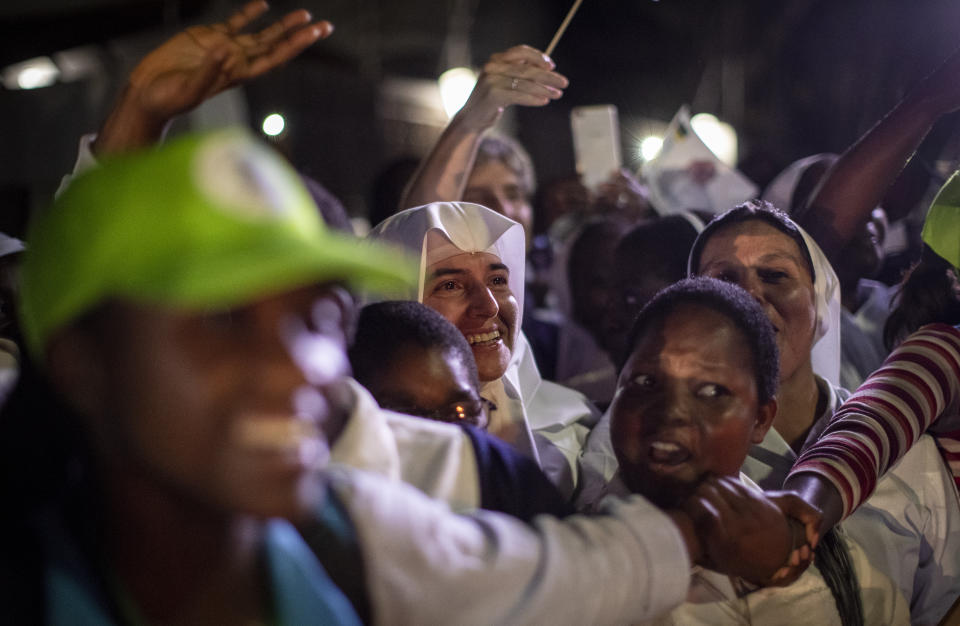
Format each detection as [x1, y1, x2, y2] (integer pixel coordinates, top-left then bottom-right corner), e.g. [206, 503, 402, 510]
[265, 518, 362, 626]
[46, 516, 361, 626]
[300, 490, 371, 623]
[47, 565, 115, 626]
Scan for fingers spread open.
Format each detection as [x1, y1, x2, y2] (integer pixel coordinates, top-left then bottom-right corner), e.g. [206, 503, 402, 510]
[225, 0, 270, 34]
[267, 9, 314, 43]
[246, 23, 325, 79]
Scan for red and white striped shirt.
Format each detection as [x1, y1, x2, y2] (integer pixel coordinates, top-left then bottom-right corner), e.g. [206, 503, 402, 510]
[791, 323, 960, 519]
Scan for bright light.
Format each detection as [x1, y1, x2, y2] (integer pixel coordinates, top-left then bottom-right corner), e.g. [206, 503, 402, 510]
[2, 57, 60, 90]
[18, 67, 57, 89]
[262, 113, 285, 137]
[438, 67, 478, 119]
[639, 136, 664, 161]
[690, 112, 738, 166]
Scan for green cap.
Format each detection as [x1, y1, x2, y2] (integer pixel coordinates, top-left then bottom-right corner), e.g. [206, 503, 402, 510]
[20, 128, 416, 357]
[922, 170, 960, 270]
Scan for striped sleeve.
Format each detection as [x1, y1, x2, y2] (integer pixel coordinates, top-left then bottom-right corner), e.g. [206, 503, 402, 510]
[789, 323, 960, 519]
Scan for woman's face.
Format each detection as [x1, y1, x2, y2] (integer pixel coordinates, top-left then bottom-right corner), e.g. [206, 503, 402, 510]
[696, 221, 817, 383]
[610, 304, 775, 508]
[464, 160, 534, 245]
[422, 251, 519, 383]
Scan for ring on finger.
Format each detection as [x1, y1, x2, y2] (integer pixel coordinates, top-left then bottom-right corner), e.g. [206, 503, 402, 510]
[510, 77, 519, 90]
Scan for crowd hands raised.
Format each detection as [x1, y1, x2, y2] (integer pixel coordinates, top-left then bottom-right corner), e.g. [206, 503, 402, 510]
[5, 1, 960, 623]
[94, 0, 332, 155]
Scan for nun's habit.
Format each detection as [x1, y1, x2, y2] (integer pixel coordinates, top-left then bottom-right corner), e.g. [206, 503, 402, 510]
[577, 214, 844, 507]
[369, 203, 599, 496]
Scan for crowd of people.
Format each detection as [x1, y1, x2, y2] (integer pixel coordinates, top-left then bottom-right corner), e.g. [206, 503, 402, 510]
[4, 2, 960, 624]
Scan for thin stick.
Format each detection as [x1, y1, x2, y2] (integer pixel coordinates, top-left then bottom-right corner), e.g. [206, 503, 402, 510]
[545, 0, 585, 56]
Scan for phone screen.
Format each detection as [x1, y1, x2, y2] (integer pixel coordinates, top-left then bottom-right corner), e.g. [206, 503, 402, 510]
[571, 105, 622, 189]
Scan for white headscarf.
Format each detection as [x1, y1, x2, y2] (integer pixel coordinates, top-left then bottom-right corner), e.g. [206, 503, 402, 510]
[798, 226, 842, 386]
[369, 202, 527, 312]
[688, 215, 842, 387]
[368, 202, 545, 456]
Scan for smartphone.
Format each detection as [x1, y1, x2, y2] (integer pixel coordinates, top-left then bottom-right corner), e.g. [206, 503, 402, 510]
[570, 105, 622, 189]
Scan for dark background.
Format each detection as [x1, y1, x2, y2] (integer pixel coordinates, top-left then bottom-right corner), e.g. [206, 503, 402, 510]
[2, 0, 960, 233]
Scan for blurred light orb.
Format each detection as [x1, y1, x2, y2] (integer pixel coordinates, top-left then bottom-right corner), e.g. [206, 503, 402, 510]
[262, 113, 285, 137]
[690, 113, 738, 166]
[438, 67, 478, 119]
[3, 57, 60, 90]
[639, 136, 664, 161]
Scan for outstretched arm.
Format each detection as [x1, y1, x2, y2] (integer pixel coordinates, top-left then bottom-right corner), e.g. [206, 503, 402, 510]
[399, 45, 567, 210]
[336, 469, 818, 624]
[94, 0, 332, 156]
[784, 323, 960, 536]
[797, 47, 960, 260]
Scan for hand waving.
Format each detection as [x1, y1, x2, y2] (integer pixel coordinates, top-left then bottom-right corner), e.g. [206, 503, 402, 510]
[457, 45, 568, 128]
[95, 1, 331, 155]
[129, 0, 331, 122]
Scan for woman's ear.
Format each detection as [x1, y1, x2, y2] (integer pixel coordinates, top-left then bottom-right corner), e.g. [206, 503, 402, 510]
[46, 325, 108, 419]
[751, 397, 778, 444]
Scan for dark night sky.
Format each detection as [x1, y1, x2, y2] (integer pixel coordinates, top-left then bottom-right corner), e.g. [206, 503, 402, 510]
[2, 0, 959, 229]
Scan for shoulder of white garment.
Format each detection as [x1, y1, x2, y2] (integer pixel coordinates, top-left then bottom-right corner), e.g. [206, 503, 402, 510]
[526, 378, 600, 431]
[526, 378, 600, 498]
[328, 465, 691, 626]
[380, 410, 480, 512]
[575, 409, 618, 512]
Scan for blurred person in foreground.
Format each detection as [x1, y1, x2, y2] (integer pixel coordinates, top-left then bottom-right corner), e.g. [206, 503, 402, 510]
[1, 128, 821, 625]
[55, 1, 517, 517]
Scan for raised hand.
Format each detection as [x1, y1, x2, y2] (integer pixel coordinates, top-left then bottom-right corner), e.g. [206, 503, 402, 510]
[95, 1, 331, 155]
[400, 43, 566, 208]
[457, 45, 568, 129]
[799, 44, 960, 256]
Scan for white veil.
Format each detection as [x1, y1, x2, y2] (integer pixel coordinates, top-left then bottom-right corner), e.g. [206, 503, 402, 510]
[687, 215, 842, 387]
[368, 202, 545, 458]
